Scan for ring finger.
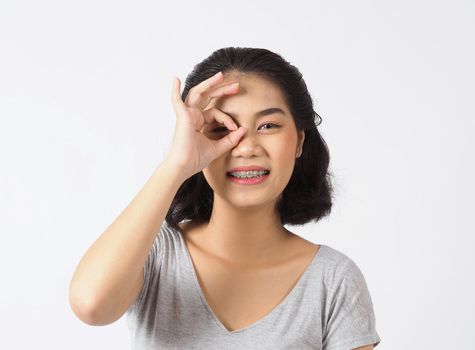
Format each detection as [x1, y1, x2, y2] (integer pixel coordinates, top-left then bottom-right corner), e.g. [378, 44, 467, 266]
[201, 107, 238, 133]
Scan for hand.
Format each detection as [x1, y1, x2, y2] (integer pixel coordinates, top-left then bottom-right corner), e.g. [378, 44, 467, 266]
[164, 71, 247, 179]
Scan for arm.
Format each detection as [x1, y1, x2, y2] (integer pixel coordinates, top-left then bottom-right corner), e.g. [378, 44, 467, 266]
[323, 258, 381, 350]
[353, 346, 373, 350]
[68, 158, 186, 325]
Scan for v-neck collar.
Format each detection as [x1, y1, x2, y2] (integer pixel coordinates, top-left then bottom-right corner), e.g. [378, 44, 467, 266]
[176, 228, 324, 335]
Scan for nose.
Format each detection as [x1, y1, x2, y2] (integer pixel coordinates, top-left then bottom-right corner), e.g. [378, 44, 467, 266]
[230, 130, 264, 158]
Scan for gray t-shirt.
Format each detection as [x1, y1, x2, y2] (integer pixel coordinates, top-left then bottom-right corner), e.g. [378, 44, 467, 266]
[125, 221, 381, 349]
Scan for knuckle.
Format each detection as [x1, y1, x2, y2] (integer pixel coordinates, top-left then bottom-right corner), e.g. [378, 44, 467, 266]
[189, 86, 200, 95]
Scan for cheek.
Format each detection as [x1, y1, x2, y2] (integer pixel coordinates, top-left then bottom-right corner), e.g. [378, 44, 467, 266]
[202, 162, 226, 188]
[270, 136, 297, 160]
[203, 166, 217, 181]
[276, 133, 299, 169]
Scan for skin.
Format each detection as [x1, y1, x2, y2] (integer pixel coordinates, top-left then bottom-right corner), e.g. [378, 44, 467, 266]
[177, 73, 376, 346]
[181, 70, 307, 266]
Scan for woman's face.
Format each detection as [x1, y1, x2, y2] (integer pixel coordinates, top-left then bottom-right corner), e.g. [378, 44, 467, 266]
[202, 71, 305, 209]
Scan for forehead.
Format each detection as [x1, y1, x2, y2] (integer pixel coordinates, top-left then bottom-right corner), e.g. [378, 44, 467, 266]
[207, 72, 289, 112]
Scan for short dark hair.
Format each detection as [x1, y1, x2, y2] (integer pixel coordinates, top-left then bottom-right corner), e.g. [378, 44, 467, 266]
[165, 46, 333, 231]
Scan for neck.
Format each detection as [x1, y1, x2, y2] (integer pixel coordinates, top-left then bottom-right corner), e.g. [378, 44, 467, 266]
[196, 195, 291, 265]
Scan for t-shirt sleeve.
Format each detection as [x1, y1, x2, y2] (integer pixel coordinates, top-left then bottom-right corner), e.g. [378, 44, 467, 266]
[125, 226, 163, 318]
[323, 258, 381, 350]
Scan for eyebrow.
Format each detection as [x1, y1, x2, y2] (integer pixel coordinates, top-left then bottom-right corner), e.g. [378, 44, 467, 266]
[222, 107, 287, 119]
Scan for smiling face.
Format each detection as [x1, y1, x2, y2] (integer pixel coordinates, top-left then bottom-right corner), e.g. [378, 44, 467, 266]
[202, 71, 305, 210]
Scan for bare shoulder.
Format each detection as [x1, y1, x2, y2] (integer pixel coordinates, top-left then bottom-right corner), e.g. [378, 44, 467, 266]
[177, 221, 205, 244]
[283, 228, 321, 259]
[353, 345, 374, 350]
[178, 221, 203, 233]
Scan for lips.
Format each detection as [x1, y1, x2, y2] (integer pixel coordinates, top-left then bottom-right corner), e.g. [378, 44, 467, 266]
[226, 170, 270, 179]
[227, 165, 270, 173]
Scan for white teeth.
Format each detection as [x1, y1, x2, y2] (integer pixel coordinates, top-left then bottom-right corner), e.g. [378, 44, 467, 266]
[229, 170, 269, 178]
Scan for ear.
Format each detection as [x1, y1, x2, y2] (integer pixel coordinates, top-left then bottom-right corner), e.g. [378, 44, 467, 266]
[296, 130, 305, 158]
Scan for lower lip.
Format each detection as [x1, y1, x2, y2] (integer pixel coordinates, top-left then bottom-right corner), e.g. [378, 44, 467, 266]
[227, 173, 270, 185]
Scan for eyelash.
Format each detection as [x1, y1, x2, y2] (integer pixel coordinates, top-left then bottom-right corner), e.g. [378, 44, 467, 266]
[212, 123, 280, 133]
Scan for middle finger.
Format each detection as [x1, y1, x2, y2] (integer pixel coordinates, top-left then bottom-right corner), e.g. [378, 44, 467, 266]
[185, 76, 240, 109]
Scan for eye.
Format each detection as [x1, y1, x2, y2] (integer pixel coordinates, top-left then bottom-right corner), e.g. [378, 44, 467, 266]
[211, 123, 280, 133]
[258, 123, 280, 130]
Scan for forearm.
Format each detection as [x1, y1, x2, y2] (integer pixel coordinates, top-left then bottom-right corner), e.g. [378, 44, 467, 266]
[68, 159, 185, 321]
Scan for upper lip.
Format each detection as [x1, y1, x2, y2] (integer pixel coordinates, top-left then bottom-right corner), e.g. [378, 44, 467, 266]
[227, 166, 270, 173]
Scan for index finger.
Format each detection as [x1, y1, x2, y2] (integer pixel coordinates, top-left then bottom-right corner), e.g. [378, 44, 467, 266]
[184, 71, 225, 108]
[171, 76, 187, 115]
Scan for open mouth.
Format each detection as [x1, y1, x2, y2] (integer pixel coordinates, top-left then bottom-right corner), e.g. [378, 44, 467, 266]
[226, 170, 271, 179]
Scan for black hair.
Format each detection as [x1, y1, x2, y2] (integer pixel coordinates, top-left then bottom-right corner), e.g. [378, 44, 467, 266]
[165, 46, 333, 231]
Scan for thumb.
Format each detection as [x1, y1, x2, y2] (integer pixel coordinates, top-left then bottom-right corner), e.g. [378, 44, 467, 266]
[213, 127, 247, 157]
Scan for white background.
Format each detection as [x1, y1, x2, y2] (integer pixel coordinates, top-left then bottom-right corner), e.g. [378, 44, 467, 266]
[1, 0, 474, 349]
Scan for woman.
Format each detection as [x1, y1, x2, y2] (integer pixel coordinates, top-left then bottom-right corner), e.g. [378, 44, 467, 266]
[69, 47, 381, 349]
